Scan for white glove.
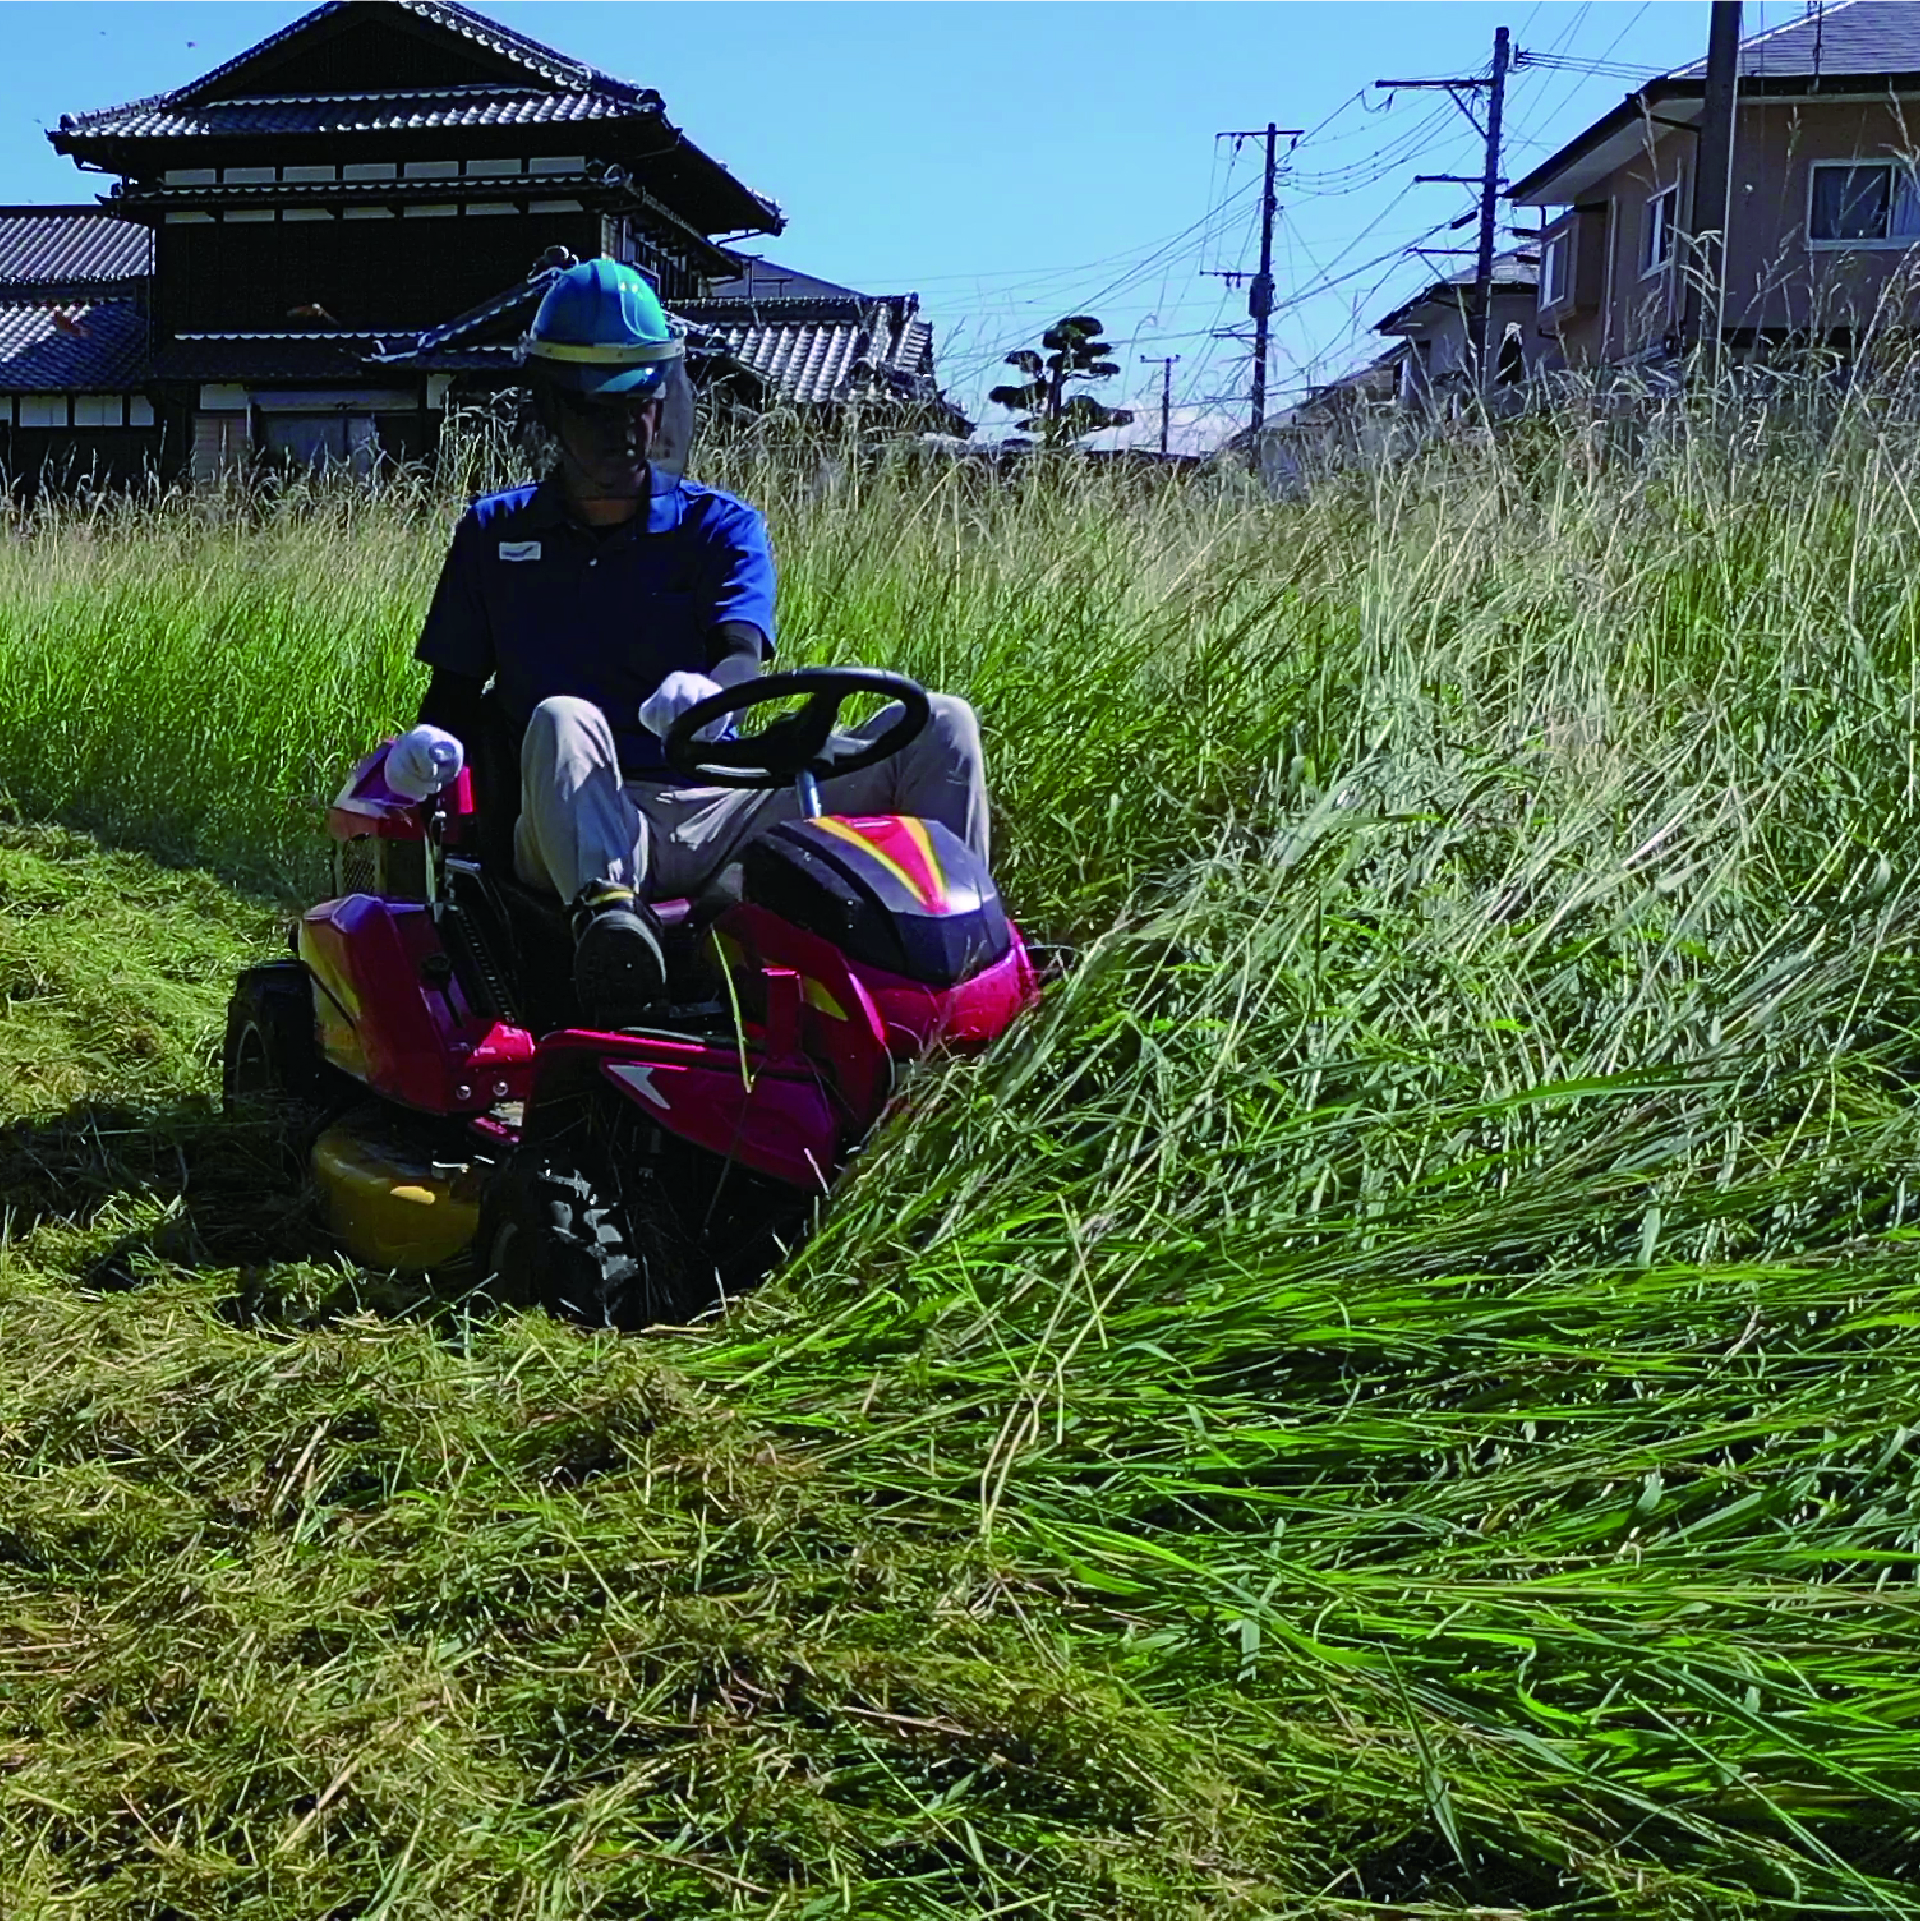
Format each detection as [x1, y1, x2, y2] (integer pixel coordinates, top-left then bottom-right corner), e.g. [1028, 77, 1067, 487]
[639, 669, 732, 742]
[384, 724, 465, 802]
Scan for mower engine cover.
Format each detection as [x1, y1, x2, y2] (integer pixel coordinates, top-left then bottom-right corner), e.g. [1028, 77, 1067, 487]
[741, 816, 1012, 988]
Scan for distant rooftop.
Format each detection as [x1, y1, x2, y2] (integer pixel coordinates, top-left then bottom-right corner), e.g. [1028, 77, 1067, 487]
[0, 209, 150, 292]
[1673, 0, 1920, 82]
[701, 257, 869, 307]
[1375, 247, 1538, 337]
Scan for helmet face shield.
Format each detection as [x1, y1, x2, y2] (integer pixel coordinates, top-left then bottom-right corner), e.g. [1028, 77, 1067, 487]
[650, 355, 694, 481]
[532, 377, 665, 504]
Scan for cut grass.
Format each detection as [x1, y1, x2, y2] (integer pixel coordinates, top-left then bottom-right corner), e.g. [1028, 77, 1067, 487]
[5, 402, 1920, 1911]
[0, 823, 1299, 1916]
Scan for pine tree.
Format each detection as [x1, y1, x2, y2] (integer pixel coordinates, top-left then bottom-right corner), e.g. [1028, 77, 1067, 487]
[989, 315, 1135, 446]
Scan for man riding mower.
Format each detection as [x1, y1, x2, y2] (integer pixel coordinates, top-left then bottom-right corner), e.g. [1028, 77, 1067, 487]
[221, 258, 1036, 1327]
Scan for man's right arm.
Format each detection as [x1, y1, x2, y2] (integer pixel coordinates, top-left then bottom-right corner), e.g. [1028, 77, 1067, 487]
[413, 512, 494, 748]
[417, 665, 486, 742]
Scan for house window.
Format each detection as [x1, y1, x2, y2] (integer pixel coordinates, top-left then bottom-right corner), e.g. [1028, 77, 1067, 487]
[261, 413, 378, 476]
[17, 395, 66, 427]
[1808, 161, 1920, 246]
[73, 394, 123, 427]
[1642, 184, 1679, 278]
[1540, 231, 1570, 308]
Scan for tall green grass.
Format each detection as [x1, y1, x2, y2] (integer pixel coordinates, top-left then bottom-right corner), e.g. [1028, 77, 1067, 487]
[6, 390, 1920, 1911]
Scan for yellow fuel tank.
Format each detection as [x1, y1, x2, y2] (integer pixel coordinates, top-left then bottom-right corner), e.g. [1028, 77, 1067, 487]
[312, 1107, 483, 1271]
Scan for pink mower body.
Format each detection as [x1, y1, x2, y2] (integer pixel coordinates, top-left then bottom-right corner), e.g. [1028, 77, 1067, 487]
[223, 671, 1038, 1326]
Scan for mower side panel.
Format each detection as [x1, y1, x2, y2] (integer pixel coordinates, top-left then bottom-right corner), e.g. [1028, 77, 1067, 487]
[527, 1029, 838, 1191]
[714, 903, 893, 1125]
[298, 895, 534, 1115]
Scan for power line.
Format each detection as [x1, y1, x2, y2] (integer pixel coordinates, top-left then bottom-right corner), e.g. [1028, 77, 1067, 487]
[1503, 4, 1655, 159]
[1285, 99, 1463, 196]
[948, 155, 1277, 436]
[1515, 50, 1662, 80]
[1500, 1, 1595, 154]
[936, 180, 1265, 386]
[889, 177, 1262, 293]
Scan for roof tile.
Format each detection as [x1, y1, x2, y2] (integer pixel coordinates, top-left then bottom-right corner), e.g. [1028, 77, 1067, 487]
[70, 86, 638, 141]
[0, 299, 148, 391]
[682, 311, 931, 407]
[149, 333, 381, 382]
[65, 0, 627, 134]
[0, 210, 149, 289]
[116, 170, 594, 205]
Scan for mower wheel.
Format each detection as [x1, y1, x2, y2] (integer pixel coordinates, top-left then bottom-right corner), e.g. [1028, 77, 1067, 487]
[221, 962, 343, 1138]
[476, 1146, 704, 1332]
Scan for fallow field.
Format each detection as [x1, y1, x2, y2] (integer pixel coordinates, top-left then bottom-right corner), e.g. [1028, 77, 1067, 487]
[2, 394, 1919, 1916]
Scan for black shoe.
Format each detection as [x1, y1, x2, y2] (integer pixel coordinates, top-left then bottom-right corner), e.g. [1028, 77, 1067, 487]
[570, 883, 667, 1028]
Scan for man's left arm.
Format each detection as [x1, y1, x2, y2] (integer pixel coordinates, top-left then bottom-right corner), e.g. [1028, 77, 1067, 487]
[701, 499, 776, 688]
[639, 501, 774, 738]
[707, 621, 764, 690]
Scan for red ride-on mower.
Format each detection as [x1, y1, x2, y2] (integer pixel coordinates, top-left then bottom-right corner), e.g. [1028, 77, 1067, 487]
[221, 669, 1038, 1327]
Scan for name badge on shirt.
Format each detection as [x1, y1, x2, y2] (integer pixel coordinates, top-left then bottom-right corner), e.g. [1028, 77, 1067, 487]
[498, 540, 542, 563]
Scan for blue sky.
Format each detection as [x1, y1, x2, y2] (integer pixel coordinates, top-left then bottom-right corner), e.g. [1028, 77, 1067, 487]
[2, 3, 1759, 444]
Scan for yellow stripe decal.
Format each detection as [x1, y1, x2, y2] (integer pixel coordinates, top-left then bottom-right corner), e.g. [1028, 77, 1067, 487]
[813, 816, 930, 906]
[522, 335, 684, 366]
[897, 815, 949, 907]
[802, 976, 848, 1021]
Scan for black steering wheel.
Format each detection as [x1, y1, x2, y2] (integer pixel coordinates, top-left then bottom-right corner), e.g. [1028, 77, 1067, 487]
[663, 666, 932, 790]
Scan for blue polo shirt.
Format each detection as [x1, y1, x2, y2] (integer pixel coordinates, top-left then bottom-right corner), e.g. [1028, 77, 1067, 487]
[414, 475, 776, 780]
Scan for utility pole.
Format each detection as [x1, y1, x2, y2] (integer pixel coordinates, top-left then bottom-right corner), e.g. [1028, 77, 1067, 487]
[1379, 24, 1510, 390]
[1140, 353, 1181, 454]
[1252, 124, 1279, 433]
[1212, 123, 1302, 437]
[1475, 29, 1510, 383]
[1683, 1, 1743, 363]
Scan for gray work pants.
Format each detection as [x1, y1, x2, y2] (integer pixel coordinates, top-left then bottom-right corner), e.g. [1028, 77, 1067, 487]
[514, 693, 990, 903]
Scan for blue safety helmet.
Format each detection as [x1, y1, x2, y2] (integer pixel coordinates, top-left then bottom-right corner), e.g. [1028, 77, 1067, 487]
[519, 257, 683, 398]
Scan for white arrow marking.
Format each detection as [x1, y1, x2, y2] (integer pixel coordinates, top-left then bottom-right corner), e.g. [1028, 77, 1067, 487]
[606, 1062, 672, 1111]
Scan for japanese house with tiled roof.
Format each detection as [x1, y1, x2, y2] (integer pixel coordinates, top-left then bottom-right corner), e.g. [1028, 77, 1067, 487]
[678, 255, 966, 431]
[1513, 0, 1920, 367]
[3, 0, 958, 484]
[0, 207, 153, 475]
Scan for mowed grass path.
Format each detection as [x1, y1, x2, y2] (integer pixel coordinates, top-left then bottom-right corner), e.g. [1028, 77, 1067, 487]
[3, 416, 1920, 1914]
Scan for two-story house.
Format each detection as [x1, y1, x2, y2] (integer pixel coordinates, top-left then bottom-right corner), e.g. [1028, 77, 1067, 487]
[24, 0, 784, 480]
[1513, 0, 1920, 366]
